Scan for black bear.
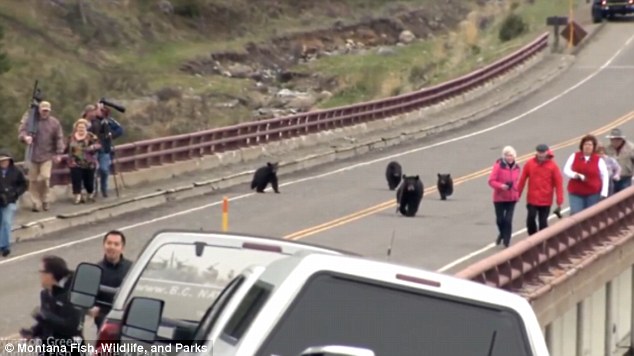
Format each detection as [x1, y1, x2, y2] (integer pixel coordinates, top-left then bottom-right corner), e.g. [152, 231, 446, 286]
[396, 175, 424, 217]
[385, 161, 402, 190]
[251, 162, 280, 193]
[437, 173, 454, 200]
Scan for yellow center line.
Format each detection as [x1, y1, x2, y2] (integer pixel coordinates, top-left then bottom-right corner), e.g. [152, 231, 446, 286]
[283, 111, 634, 241]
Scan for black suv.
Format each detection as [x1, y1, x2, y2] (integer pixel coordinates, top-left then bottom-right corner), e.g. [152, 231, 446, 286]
[592, 0, 634, 23]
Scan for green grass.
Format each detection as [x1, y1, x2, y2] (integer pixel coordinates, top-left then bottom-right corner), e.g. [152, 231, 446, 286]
[0, 0, 585, 161]
[293, 0, 581, 109]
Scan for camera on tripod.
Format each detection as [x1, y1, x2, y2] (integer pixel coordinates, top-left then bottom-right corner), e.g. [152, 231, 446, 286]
[99, 97, 126, 113]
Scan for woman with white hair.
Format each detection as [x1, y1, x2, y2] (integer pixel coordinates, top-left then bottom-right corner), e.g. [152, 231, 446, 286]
[487, 146, 521, 247]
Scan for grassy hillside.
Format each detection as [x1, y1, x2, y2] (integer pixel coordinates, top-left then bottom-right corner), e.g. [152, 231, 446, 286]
[0, 0, 576, 160]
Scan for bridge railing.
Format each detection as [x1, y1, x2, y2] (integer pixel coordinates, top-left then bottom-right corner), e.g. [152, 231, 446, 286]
[18, 32, 549, 187]
[456, 186, 634, 355]
[455, 187, 634, 294]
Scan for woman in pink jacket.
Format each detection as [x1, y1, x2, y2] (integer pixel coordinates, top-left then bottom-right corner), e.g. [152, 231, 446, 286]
[488, 146, 521, 247]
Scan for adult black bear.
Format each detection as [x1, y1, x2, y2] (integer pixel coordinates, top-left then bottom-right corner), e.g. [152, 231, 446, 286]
[437, 173, 454, 200]
[251, 162, 280, 193]
[385, 161, 402, 190]
[396, 175, 424, 217]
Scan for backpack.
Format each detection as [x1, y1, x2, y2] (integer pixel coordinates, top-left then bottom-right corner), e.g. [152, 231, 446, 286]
[107, 117, 124, 140]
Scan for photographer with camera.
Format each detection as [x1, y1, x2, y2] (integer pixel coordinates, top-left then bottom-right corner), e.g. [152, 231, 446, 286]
[0, 150, 27, 257]
[18, 101, 65, 212]
[86, 101, 124, 198]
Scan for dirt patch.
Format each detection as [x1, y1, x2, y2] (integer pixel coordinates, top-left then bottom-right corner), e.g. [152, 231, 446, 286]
[183, 2, 469, 75]
[178, 0, 471, 118]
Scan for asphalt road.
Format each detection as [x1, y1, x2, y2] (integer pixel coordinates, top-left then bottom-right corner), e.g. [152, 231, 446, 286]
[2, 24, 634, 338]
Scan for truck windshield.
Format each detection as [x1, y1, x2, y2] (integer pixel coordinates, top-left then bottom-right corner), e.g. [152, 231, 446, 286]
[127, 243, 285, 322]
[257, 273, 533, 356]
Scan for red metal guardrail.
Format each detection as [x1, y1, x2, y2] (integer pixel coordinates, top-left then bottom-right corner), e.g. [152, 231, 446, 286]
[455, 185, 634, 301]
[21, 32, 549, 187]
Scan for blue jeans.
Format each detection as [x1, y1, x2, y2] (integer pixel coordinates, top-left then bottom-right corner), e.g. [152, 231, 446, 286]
[97, 152, 112, 196]
[569, 193, 601, 215]
[0, 203, 17, 250]
[613, 176, 632, 194]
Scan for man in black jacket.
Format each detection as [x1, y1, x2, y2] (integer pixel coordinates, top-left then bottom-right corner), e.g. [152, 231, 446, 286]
[88, 230, 132, 329]
[0, 149, 27, 257]
[86, 105, 123, 198]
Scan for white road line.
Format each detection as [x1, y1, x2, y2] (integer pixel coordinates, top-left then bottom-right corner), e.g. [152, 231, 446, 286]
[436, 207, 571, 273]
[0, 33, 632, 269]
[578, 65, 634, 69]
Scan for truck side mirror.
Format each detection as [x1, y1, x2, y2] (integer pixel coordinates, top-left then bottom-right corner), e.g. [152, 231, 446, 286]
[300, 346, 376, 356]
[120, 297, 164, 346]
[69, 263, 103, 309]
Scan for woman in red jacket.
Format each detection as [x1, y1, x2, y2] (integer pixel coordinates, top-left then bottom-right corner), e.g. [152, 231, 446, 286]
[563, 135, 609, 215]
[488, 146, 521, 247]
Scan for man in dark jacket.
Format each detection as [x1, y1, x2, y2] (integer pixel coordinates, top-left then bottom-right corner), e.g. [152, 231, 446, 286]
[0, 150, 27, 257]
[88, 230, 132, 329]
[86, 104, 123, 198]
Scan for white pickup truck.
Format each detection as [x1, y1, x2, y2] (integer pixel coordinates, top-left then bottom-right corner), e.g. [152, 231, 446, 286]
[104, 251, 549, 356]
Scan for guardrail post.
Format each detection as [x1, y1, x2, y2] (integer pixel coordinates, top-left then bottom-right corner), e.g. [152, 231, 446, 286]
[605, 280, 614, 356]
[576, 301, 584, 356]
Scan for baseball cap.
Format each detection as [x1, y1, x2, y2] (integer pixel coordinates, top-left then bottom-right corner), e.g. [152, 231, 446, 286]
[39, 101, 51, 111]
[536, 144, 549, 152]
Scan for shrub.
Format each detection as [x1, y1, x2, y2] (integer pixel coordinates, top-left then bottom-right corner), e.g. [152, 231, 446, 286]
[499, 13, 527, 42]
[174, 1, 202, 18]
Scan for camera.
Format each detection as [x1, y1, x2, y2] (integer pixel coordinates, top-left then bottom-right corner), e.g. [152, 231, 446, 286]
[99, 97, 126, 113]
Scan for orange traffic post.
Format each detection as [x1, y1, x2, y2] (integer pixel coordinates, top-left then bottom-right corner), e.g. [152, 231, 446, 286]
[222, 196, 229, 232]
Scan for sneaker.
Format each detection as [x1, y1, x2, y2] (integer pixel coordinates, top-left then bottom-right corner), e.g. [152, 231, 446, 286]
[74, 195, 82, 205]
[42, 202, 50, 211]
[1, 248, 10, 257]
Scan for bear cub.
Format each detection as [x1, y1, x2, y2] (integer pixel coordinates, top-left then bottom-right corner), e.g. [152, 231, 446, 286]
[251, 162, 280, 193]
[396, 174, 424, 217]
[385, 161, 402, 190]
[437, 173, 453, 200]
